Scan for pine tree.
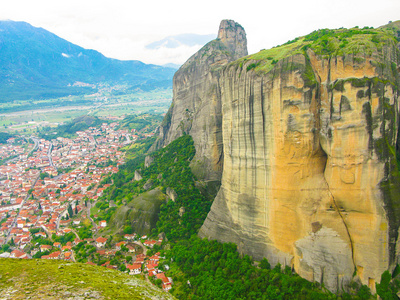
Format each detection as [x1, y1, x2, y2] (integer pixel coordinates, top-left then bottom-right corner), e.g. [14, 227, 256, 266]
[68, 204, 73, 218]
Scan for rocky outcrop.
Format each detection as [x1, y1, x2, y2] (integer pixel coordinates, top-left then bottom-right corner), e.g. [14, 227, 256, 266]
[143, 179, 153, 190]
[110, 188, 166, 236]
[158, 20, 400, 293]
[134, 170, 142, 181]
[200, 39, 400, 292]
[153, 20, 247, 185]
[144, 155, 154, 168]
[166, 187, 178, 202]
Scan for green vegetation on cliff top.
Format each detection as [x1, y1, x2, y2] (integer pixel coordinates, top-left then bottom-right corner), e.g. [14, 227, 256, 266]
[236, 25, 399, 74]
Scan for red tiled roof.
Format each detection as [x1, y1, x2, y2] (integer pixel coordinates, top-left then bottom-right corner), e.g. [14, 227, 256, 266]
[156, 272, 170, 284]
[127, 263, 142, 270]
[96, 237, 107, 243]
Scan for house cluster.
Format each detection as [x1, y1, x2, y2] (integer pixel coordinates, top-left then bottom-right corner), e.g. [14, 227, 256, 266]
[1, 171, 114, 249]
[1, 204, 173, 291]
[129, 248, 172, 291]
[50, 123, 131, 171]
[0, 167, 37, 207]
[0, 226, 75, 261]
[0, 125, 131, 247]
[0, 191, 87, 251]
[84, 235, 173, 291]
[0, 137, 59, 208]
[39, 241, 74, 260]
[102, 236, 173, 291]
[2, 137, 55, 173]
[0, 120, 174, 292]
[91, 235, 137, 264]
[0, 138, 28, 163]
[85, 234, 173, 290]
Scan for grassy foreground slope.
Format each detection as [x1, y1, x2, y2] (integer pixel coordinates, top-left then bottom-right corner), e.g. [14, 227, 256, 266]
[0, 258, 175, 300]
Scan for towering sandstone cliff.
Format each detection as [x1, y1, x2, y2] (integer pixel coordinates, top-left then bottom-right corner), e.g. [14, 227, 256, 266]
[154, 20, 247, 186]
[155, 20, 400, 292]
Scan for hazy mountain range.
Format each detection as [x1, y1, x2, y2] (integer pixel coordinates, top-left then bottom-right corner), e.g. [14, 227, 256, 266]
[146, 33, 216, 49]
[0, 21, 176, 102]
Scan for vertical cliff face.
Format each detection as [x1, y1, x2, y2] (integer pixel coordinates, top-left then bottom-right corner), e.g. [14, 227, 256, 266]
[200, 53, 357, 291]
[157, 20, 400, 293]
[154, 20, 247, 185]
[199, 29, 400, 292]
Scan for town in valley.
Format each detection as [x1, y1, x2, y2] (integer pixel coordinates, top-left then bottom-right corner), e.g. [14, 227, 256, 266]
[0, 115, 173, 291]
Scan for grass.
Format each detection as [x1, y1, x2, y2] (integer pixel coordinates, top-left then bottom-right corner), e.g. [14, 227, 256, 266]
[0, 89, 172, 135]
[90, 205, 100, 217]
[233, 26, 398, 75]
[0, 258, 175, 299]
[235, 39, 304, 74]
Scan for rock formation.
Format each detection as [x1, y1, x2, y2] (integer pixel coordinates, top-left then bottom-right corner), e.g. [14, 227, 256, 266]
[155, 20, 400, 292]
[134, 170, 142, 181]
[110, 188, 165, 236]
[154, 19, 247, 186]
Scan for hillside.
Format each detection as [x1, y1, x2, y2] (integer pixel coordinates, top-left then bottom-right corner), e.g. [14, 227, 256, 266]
[0, 21, 175, 101]
[96, 135, 347, 299]
[3, 18, 400, 300]
[109, 188, 166, 236]
[153, 19, 400, 293]
[0, 258, 175, 299]
[38, 115, 105, 139]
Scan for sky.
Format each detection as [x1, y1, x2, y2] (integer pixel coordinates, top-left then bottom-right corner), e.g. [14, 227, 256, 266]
[1, 0, 400, 66]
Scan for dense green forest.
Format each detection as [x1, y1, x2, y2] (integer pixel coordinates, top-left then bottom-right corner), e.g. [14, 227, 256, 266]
[166, 237, 334, 299]
[99, 134, 212, 240]
[0, 132, 13, 143]
[38, 115, 105, 139]
[118, 113, 163, 135]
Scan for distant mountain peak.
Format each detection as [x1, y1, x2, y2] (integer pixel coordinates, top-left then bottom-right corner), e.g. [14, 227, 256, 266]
[162, 63, 181, 70]
[0, 20, 175, 101]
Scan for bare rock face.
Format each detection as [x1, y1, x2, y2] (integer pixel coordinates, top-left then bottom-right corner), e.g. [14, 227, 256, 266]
[158, 20, 400, 293]
[217, 19, 248, 60]
[143, 179, 153, 190]
[199, 42, 400, 292]
[166, 187, 178, 202]
[144, 155, 154, 168]
[153, 20, 248, 185]
[179, 207, 185, 217]
[134, 170, 142, 181]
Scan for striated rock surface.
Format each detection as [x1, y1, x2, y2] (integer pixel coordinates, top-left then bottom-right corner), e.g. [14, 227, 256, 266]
[153, 20, 247, 185]
[158, 20, 400, 292]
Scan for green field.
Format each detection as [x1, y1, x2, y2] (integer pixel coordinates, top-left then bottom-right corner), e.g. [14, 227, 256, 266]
[0, 89, 172, 135]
